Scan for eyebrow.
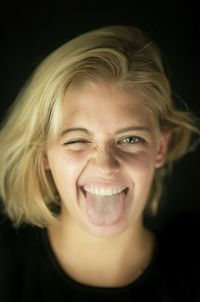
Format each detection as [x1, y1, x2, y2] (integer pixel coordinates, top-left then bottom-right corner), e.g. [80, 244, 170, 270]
[61, 126, 151, 137]
[115, 126, 151, 134]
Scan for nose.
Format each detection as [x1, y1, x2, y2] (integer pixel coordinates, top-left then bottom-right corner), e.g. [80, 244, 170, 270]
[91, 145, 120, 176]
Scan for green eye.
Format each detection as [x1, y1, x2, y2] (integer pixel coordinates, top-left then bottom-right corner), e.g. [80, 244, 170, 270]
[120, 136, 146, 144]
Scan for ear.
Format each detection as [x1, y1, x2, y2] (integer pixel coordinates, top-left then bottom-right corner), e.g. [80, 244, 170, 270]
[155, 132, 170, 168]
[43, 153, 50, 170]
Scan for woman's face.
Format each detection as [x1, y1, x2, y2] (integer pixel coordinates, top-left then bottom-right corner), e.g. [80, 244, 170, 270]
[45, 82, 168, 237]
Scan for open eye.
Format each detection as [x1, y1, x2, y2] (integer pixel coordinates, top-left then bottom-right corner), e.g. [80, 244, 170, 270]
[119, 136, 146, 145]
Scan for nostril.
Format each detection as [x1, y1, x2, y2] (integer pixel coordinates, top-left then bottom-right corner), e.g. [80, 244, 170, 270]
[80, 186, 86, 196]
[124, 187, 129, 194]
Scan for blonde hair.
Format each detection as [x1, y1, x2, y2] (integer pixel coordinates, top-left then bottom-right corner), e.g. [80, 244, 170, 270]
[0, 25, 199, 227]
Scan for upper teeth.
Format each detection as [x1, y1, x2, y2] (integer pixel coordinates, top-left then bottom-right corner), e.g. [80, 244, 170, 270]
[83, 186, 125, 196]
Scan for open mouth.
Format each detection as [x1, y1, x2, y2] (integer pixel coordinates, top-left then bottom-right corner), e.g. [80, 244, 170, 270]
[80, 186, 129, 226]
[81, 186, 129, 197]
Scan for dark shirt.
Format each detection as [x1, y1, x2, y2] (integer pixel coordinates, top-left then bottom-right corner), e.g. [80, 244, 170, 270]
[0, 211, 199, 302]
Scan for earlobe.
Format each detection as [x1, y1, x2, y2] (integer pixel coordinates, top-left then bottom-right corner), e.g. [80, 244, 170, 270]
[155, 132, 170, 168]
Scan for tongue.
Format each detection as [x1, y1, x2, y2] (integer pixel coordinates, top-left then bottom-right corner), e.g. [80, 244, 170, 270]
[85, 191, 125, 226]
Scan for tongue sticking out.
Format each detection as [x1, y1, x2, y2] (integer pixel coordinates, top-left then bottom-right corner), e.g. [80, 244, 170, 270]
[85, 191, 126, 226]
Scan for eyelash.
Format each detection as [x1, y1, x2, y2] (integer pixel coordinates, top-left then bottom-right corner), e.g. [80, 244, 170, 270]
[119, 136, 146, 145]
[64, 136, 146, 146]
[64, 140, 88, 145]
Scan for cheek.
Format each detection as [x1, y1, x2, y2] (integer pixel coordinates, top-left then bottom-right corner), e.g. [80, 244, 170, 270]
[123, 150, 157, 170]
[47, 151, 88, 192]
[124, 152, 156, 185]
[125, 153, 156, 214]
[62, 152, 89, 177]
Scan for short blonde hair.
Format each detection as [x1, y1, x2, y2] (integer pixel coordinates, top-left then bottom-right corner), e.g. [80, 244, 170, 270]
[0, 25, 199, 227]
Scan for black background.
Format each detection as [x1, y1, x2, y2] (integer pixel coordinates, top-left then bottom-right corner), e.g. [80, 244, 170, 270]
[0, 1, 199, 226]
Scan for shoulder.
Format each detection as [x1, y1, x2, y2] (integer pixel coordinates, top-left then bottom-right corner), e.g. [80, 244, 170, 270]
[157, 211, 200, 262]
[0, 205, 46, 300]
[155, 211, 200, 300]
[0, 209, 19, 252]
[0, 205, 39, 259]
[0, 211, 44, 266]
[0, 208, 21, 299]
[0, 204, 46, 273]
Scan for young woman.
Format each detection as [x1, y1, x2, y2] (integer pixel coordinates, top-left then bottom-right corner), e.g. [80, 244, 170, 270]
[0, 25, 199, 301]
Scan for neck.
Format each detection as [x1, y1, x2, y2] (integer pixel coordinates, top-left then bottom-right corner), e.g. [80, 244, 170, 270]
[48, 216, 155, 287]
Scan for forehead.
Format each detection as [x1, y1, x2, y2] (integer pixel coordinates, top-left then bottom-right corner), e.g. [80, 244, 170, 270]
[61, 82, 156, 131]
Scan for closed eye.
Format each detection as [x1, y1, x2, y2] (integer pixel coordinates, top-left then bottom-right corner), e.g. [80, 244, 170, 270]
[63, 140, 89, 145]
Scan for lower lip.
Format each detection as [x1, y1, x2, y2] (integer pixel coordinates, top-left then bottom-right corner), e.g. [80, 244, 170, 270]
[80, 187, 128, 227]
